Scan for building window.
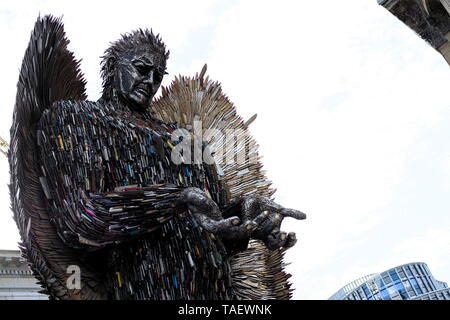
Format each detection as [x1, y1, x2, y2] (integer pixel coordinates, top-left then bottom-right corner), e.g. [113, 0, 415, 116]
[357, 289, 364, 300]
[404, 279, 412, 290]
[362, 284, 373, 299]
[411, 278, 423, 295]
[405, 266, 413, 277]
[376, 278, 385, 290]
[395, 282, 409, 300]
[382, 272, 392, 285]
[397, 268, 406, 279]
[413, 265, 421, 276]
[404, 279, 416, 297]
[445, 291, 450, 299]
[422, 264, 431, 276]
[417, 277, 429, 293]
[418, 264, 428, 276]
[380, 288, 391, 300]
[424, 277, 435, 291]
[389, 270, 400, 283]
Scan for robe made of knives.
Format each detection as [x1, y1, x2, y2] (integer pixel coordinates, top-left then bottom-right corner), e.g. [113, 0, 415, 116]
[108, 213, 234, 300]
[36, 100, 234, 299]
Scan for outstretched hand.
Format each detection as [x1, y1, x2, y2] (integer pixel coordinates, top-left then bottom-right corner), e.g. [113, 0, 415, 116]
[179, 188, 306, 251]
[236, 196, 306, 250]
[178, 188, 263, 237]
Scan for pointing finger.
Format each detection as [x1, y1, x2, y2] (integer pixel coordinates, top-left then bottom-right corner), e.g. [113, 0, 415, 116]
[280, 208, 307, 220]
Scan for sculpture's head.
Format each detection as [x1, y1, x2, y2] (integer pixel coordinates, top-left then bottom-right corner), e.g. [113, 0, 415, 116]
[101, 29, 169, 112]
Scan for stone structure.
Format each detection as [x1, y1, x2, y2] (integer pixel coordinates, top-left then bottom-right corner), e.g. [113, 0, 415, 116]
[378, 0, 450, 65]
[0, 250, 47, 300]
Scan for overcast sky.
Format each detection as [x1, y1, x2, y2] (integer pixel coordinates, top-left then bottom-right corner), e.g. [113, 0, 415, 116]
[0, 0, 449, 300]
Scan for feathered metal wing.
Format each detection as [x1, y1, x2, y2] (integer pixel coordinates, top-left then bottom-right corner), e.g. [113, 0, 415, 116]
[151, 65, 293, 299]
[9, 15, 107, 299]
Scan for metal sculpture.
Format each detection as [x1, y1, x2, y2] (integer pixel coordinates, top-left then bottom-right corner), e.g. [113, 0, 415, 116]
[9, 15, 306, 300]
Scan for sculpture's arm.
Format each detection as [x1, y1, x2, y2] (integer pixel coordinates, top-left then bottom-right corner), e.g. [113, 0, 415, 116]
[45, 183, 184, 248]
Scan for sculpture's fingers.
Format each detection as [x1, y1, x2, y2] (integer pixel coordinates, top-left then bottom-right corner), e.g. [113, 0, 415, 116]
[277, 231, 287, 248]
[220, 208, 271, 240]
[257, 198, 306, 220]
[280, 208, 307, 220]
[283, 232, 297, 249]
[255, 213, 283, 238]
[241, 196, 261, 220]
[264, 229, 286, 250]
[263, 229, 295, 251]
[218, 219, 263, 240]
[259, 199, 283, 212]
[221, 210, 272, 240]
[251, 210, 270, 225]
[194, 213, 240, 234]
[229, 220, 257, 237]
[179, 187, 221, 219]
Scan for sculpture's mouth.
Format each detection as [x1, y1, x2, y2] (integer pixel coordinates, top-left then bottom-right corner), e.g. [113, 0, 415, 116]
[135, 86, 149, 98]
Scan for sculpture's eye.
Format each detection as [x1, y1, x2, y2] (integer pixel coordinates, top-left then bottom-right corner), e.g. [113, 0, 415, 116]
[133, 61, 152, 75]
[153, 70, 163, 83]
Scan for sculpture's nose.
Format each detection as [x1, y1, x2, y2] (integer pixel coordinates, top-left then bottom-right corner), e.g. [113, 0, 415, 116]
[142, 71, 155, 95]
[143, 70, 154, 84]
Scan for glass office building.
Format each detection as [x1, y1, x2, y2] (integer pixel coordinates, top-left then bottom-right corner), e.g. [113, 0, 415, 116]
[329, 262, 450, 300]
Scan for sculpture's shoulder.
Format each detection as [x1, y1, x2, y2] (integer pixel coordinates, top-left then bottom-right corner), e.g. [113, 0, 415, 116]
[39, 99, 120, 126]
[37, 100, 157, 140]
[36, 99, 174, 149]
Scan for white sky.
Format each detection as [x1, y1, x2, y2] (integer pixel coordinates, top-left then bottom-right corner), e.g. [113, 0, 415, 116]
[0, 0, 449, 300]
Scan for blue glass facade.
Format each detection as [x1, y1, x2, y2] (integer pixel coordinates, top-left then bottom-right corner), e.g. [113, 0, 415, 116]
[329, 262, 450, 300]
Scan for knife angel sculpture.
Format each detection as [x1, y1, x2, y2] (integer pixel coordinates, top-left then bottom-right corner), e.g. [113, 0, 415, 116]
[9, 15, 306, 300]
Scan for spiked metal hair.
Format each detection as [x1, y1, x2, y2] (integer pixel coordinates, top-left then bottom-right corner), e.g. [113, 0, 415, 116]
[100, 29, 169, 100]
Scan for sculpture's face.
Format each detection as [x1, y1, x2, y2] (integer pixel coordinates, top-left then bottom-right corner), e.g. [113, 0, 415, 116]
[114, 48, 165, 112]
